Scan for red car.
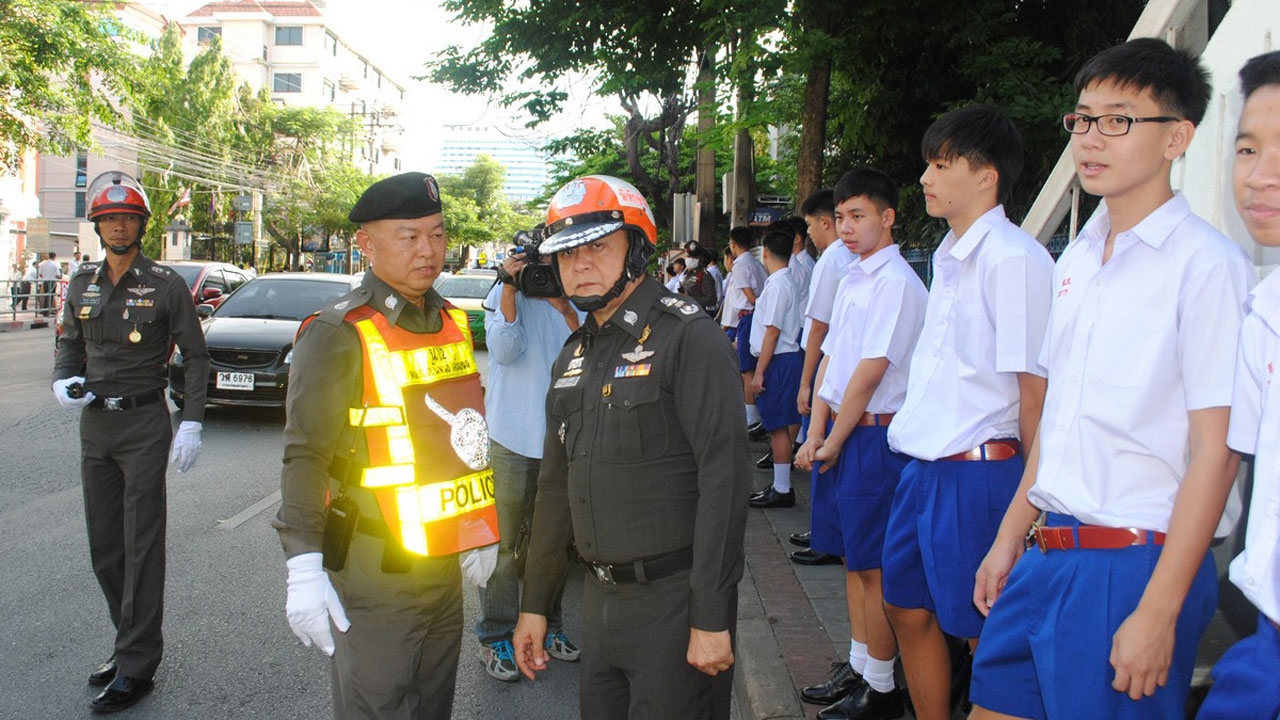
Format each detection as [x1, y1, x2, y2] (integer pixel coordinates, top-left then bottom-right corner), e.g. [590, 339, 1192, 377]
[160, 261, 252, 309]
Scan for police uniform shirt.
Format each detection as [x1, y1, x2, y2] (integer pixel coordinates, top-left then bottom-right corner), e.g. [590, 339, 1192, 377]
[521, 278, 751, 632]
[887, 205, 1054, 461]
[274, 271, 446, 557]
[1028, 194, 1254, 533]
[817, 245, 927, 415]
[1227, 269, 1280, 626]
[54, 255, 209, 422]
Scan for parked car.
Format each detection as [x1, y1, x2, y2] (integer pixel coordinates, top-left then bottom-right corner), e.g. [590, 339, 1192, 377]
[161, 261, 251, 309]
[168, 272, 357, 408]
[432, 272, 497, 347]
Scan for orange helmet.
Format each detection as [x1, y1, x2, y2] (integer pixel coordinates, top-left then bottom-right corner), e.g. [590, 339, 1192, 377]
[86, 171, 152, 222]
[541, 175, 657, 255]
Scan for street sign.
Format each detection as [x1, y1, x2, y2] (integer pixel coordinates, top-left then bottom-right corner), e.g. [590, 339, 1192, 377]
[234, 221, 253, 245]
[25, 217, 50, 252]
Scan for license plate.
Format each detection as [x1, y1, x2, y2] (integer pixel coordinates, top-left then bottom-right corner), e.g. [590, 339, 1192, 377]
[216, 371, 254, 391]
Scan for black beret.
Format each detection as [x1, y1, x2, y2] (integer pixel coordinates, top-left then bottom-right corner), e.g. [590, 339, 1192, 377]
[348, 172, 443, 223]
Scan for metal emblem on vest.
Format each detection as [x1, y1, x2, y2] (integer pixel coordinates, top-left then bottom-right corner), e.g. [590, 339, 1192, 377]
[423, 393, 489, 470]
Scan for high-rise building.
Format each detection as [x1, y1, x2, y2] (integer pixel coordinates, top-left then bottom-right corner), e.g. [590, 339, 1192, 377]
[436, 125, 551, 204]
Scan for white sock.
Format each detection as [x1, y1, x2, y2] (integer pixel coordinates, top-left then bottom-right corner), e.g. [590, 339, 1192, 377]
[772, 463, 792, 493]
[863, 654, 896, 693]
[746, 404, 760, 424]
[848, 639, 868, 676]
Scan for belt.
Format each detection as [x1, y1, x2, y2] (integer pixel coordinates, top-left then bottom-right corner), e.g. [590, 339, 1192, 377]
[941, 438, 1020, 462]
[1031, 520, 1166, 553]
[88, 389, 164, 411]
[584, 546, 694, 586]
[829, 412, 894, 427]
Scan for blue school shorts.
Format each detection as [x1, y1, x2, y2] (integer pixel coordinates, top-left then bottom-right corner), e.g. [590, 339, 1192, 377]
[880, 454, 1023, 638]
[737, 312, 757, 373]
[808, 425, 908, 570]
[971, 514, 1217, 720]
[1196, 614, 1280, 720]
[756, 351, 802, 432]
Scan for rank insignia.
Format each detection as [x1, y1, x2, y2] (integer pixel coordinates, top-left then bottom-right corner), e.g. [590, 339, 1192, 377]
[334, 300, 350, 311]
[602, 383, 612, 398]
[623, 310, 638, 325]
[660, 297, 680, 307]
[385, 295, 398, 310]
[79, 306, 91, 319]
[638, 325, 651, 344]
[680, 304, 697, 315]
[614, 364, 652, 378]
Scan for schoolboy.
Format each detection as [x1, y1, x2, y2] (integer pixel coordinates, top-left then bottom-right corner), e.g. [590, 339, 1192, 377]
[881, 104, 1054, 720]
[968, 39, 1255, 720]
[795, 168, 927, 719]
[747, 227, 806, 508]
[725, 226, 769, 429]
[786, 216, 816, 308]
[790, 189, 855, 565]
[1196, 49, 1280, 720]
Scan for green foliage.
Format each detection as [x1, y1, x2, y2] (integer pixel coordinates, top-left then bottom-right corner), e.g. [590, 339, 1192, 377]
[0, 0, 140, 171]
[438, 155, 541, 248]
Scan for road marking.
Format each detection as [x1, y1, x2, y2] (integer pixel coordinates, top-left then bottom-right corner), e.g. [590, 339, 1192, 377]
[219, 489, 281, 530]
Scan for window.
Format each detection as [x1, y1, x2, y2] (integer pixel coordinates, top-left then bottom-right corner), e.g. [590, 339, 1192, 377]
[197, 26, 221, 43]
[273, 73, 302, 93]
[325, 32, 337, 57]
[274, 26, 302, 46]
[323, 81, 335, 102]
[75, 192, 86, 219]
[75, 151, 87, 188]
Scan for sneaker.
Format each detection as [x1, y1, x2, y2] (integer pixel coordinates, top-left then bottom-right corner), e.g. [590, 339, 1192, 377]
[545, 631, 581, 662]
[479, 639, 520, 682]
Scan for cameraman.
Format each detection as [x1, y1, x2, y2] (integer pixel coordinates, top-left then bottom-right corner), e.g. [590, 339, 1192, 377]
[473, 245, 583, 682]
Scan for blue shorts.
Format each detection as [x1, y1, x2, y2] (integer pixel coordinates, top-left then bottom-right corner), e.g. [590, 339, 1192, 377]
[881, 455, 1022, 638]
[1196, 614, 1280, 720]
[737, 312, 757, 373]
[756, 351, 802, 431]
[809, 425, 908, 570]
[724, 326, 737, 343]
[971, 514, 1217, 720]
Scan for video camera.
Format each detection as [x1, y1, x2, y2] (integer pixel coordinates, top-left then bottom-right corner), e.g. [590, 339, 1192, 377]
[497, 226, 562, 298]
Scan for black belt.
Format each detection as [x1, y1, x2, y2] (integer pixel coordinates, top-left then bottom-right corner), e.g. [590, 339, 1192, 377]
[88, 389, 164, 411]
[584, 546, 694, 585]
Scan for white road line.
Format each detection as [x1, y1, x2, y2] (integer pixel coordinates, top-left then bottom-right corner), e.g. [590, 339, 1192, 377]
[219, 489, 282, 530]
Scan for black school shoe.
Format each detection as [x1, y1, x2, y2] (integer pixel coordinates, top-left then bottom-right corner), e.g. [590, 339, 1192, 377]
[816, 683, 904, 720]
[802, 661, 864, 705]
[748, 487, 794, 508]
[90, 675, 154, 714]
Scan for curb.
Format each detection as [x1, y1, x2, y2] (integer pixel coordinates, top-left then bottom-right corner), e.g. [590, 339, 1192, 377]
[0, 317, 50, 332]
[734, 560, 808, 720]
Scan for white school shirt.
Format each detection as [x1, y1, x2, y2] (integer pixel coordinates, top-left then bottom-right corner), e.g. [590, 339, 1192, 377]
[1227, 271, 1280, 625]
[888, 205, 1053, 461]
[801, 241, 855, 348]
[818, 245, 927, 415]
[665, 272, 684, 293]
[750, 267, 803, 357]
[1028, 194, 1253, 532]
[706, 264, 724, 306]
[726, 251, 767, 317]
[789, 250, 815, 309]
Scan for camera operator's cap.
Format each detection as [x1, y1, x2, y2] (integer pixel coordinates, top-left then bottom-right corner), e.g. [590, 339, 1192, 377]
[348, 172, 443, 223]
[542, 175, 658, 255]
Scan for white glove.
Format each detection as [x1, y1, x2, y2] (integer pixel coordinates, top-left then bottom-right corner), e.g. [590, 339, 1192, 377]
[285, 553, 351, 656]
[52, 376, 95, 409]
[462, 544, 499, 588]
[169, 420, 202, 473]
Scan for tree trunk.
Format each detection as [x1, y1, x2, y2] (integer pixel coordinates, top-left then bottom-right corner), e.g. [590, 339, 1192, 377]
[695, 47, 717, 248]
[795, 15, 832, 211]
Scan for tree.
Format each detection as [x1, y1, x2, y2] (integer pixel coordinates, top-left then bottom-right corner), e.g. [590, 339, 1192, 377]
[437, 155, 541, 248]
[0, 0, 140, 171]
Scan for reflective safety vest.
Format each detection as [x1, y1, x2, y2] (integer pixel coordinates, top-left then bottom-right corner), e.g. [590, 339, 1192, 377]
[343, 303, 499, 556]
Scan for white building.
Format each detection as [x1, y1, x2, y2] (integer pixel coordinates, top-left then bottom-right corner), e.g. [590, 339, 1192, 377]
[181, 0, 406, 175]
[437, 125, 552, 204]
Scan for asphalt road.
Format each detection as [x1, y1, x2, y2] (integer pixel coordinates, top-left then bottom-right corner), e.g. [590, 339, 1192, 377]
[0, 327, 586, 719]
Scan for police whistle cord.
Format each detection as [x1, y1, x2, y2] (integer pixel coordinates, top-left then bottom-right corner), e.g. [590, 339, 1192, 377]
[422, 393, 490, 470]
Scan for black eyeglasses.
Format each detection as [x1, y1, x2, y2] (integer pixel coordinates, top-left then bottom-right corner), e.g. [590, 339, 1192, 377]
[1061, 112, 1181, 137]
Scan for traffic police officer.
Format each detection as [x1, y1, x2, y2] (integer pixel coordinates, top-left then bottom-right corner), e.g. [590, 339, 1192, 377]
[52, 171, 209, 713]
[511, 175, 751, 719]
[274, 171, 499, 720]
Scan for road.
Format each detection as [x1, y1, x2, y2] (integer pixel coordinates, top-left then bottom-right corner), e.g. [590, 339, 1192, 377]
[0, 327, 587, 719]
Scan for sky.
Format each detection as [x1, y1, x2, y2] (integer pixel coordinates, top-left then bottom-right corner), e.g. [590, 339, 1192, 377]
[148, 0, 612, 169]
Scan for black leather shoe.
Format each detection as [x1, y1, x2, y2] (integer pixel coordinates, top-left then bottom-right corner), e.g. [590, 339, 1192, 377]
[90, 675, 153, 713]
[816, 683, 904, 720]
[748, 487, 794, 508]
[88, 655, 117, 686]
[802, 661, 864, 705]
[747, 422, 768, 440]
[790, 548, 842, 565]
[756, 451, 774, 469]
[789, 531, 811, 547]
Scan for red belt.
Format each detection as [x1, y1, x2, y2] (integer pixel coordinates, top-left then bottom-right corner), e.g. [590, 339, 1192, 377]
[941, 438, 1020, 462]
[831, 411, 895, 427]
[1033, 524, 1165, 552]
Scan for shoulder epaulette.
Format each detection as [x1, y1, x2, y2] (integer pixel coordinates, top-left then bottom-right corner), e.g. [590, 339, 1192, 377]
[73, 262, 99, 277]
[313, 286, 373, 326]
[654, 294, 703, 322]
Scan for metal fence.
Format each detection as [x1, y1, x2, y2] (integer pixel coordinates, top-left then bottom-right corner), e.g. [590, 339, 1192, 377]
[1, 278, 65, 323]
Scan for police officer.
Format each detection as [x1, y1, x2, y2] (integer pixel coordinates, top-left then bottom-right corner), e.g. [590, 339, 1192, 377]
[52, 171, 209, 713]
[274, 172, 499, 720]
[511, 175, 752, 719]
